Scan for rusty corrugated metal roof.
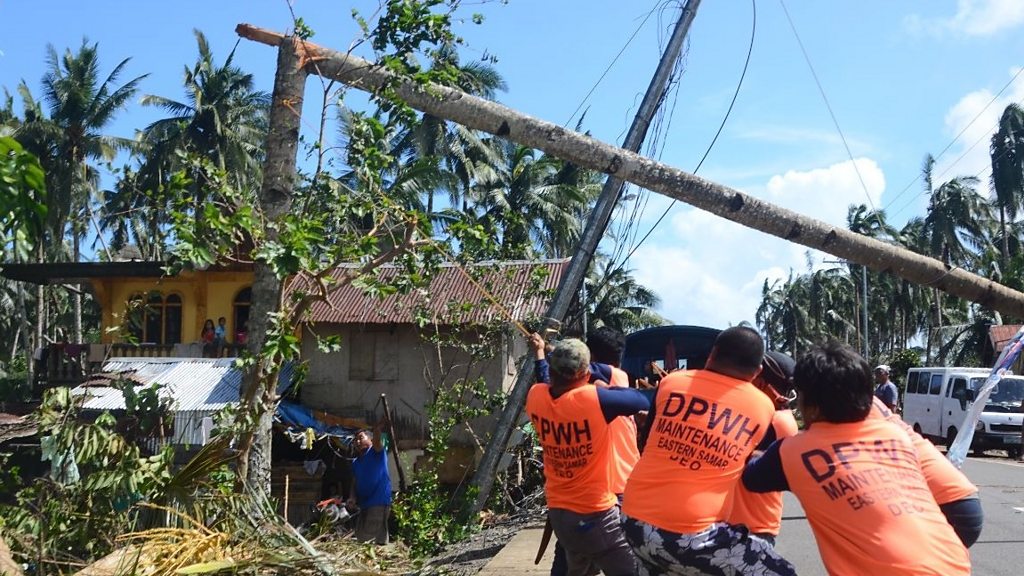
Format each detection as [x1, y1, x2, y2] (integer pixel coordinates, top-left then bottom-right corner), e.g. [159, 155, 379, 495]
[0, 414, 36, 444]
[989, 324, 1023, 353]
[291, 259, 569, 325]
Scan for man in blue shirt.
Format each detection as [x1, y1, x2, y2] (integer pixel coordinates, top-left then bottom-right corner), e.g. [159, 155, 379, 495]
[348, 418, 392, 544]
[873, 364, 899, 411]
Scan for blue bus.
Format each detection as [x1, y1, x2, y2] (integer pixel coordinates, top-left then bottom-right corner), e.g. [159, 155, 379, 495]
[621, 325, 721, 384]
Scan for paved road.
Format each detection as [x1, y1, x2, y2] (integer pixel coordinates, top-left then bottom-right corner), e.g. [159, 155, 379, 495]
[775, 455, 1024, 575]
[481, 455, 1024, 575]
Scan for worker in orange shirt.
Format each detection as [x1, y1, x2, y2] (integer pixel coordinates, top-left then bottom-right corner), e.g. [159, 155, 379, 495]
[621, 326, 796, 575]
[526, 338, 651, 576]
[530, 330, 645, 576]
[743, 341, 971, 575]
[586, 327, 639, 495]
[727, 351, 799, 546]
[868, 397, 983, 546]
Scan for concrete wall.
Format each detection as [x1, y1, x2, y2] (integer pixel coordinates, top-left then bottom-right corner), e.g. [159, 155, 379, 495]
[300, 323, 527, 448]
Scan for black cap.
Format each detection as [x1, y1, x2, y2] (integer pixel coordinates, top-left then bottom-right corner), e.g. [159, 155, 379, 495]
[762, 351, 795, 394]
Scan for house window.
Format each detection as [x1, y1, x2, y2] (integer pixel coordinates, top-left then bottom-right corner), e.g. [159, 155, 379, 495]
[233, 287, 251, 343]
[349, 330, 398, 381]
[164, 294, 182, 344]
[125, 291, 183, 345]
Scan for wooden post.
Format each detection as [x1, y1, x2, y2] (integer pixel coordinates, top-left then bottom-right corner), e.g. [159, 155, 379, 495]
[379, 393, 408, 492]
[284, 474, 290, 524]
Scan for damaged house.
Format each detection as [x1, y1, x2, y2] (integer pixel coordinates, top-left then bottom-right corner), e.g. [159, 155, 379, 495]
[1, 258, 567, 449]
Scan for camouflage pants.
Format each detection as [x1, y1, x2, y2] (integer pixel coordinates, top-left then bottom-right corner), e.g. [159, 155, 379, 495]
[621, 516, 796, 576]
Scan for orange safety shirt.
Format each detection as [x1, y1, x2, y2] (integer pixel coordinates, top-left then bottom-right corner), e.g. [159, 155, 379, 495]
[868, 397, 977, 504]
[607, 366, 640, 495]
[728, 409, 799, 535]
[623, 369, 775, 534]
[526, 383, 616, 513]
[778, 418, 971, 575]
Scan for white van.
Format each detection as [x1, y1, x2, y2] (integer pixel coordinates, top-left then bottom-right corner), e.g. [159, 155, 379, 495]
[903, 367, 1023, 460]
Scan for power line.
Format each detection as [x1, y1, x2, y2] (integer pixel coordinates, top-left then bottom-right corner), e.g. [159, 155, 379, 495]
[609, 1, 688, 268]
[883, 67, 1024, 215]
[890, 101, 1022, 218]
[616, 0, 757, 268]
[778, 0, 881, 232]
[563, 0, 664, 128]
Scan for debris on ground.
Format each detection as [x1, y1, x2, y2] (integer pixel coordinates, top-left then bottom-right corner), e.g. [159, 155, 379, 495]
[419, 509, 545, 575]
[0, 535, 24, 576]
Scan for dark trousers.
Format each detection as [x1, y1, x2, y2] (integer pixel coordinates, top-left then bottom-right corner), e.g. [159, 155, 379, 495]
[548, 506, 636, 576]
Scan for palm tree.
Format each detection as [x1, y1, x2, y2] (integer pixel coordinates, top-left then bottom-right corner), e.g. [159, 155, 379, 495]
[99, 165, 168, 259]
[756, 273, 813, 357]
[23, 40, 146, 342]
[922, 157, 991, 269]
[846, 204, 898, 355]
[392, 43, 507, 216]
[473, 141, 590, 258]
[990, 103, 1024, 268]
[137, 30, 269, 223]
[806, 265, 858, 345]
[564, 255, 665, 334]
[918, 155, 992, 359]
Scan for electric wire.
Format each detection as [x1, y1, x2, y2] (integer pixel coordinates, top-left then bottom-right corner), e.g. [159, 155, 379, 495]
[609, 1, 687, 269]
[777, 0, 882, 233]
[890, 97, 1024, 219]
[615, 0, 757, 268]
[883, 67, 1024, 216]
[563, 0, 664, 128]
[890, 117, 1000, 218]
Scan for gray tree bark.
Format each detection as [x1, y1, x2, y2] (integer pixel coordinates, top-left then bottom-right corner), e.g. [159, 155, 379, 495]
[237, 24, 1024, 318]
[73, 232, 82, 344]
[238, 34, 308, 493]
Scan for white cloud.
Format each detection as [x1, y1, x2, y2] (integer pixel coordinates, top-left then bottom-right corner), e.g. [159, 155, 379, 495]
[933, 67, 1024, 186]
[629, 159, 886, 329]
[906, 0, 1024, 37]
[765, 158, 885, 222]
[734, 125, 873, 154]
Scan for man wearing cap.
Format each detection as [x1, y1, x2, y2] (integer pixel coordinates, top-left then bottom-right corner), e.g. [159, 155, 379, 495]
[621, 326, 796, 576]
[529, 331, 640, 576]
[526, 338, 651, 576]
[873, 364, 899, 412]
[728, 351, 800, 546]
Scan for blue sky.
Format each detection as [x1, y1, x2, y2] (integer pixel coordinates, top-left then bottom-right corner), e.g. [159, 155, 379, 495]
[2, 0, 1023, 330]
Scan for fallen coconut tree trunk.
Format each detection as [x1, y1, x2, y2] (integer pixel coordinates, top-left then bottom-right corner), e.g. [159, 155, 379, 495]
[236, 23, 1024, 321]
[237, 24, 1024, 516]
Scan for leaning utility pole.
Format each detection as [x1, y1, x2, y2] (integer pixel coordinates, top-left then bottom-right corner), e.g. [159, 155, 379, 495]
[239, 0, 1024, 509]
[468, 0, 703, 514]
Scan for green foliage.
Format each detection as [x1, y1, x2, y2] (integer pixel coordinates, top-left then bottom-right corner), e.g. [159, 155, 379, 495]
[114, 380, 174, 444]
[885, 348, 922, 387]
[292, 17, 315, 40]
[0, 356, 30, 402]
[0, 388, 174, 567]
[390, 367, 505, 555]
[0, 451, 21, 499]
[0, 136, 47, 259]
[0, 374, 31, 403]
[392, 471, 475, 557]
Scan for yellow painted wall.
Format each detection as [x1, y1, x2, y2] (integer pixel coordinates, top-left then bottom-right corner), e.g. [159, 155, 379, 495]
[91, 271, 253, 344]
